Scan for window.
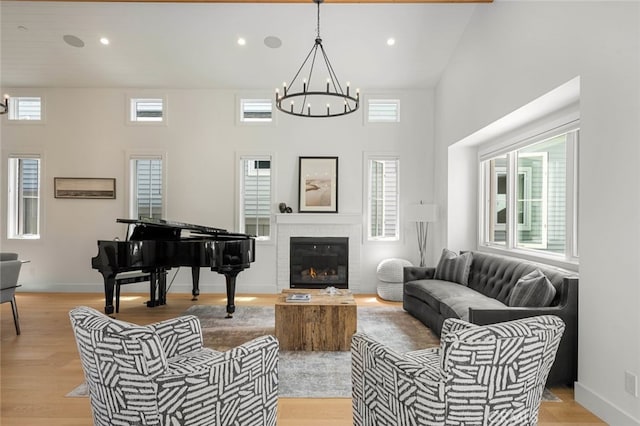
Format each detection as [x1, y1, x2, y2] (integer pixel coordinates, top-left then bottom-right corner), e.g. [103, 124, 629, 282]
[367, 156, 399, 240]
[240, 99, 273, 123]
[129, 98, 164, 122]
[239, 156, 272, 240]
[8, 97, 42, 121]
[7, 155, 41, 238]
[129, 156, 164, 219]
[367, 99, 400, 123]
[481, 124, 579, 260]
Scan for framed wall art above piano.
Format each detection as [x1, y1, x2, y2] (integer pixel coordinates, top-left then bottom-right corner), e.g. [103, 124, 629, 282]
[54, 177, 116, 199]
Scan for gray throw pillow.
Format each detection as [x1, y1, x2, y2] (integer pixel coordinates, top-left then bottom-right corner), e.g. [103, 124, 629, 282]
[508, 269, 557, 307]
[433, 249, 472, 286]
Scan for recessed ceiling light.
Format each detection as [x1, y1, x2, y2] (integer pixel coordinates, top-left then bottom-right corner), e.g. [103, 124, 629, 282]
[63, 34, 85, 48]
[237, 37, 246, 46]
[264, 36, 282, 49]
[100, 37, 110, 45]
[387, 38, 396, 47]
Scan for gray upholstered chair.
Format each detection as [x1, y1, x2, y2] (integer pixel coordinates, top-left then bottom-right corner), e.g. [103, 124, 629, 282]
[1, 252, 23, 335]
[69, 306, 279, 426]
[352, 315, 565, 426]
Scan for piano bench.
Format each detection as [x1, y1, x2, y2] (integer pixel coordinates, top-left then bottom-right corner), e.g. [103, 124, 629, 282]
[115, 272, 151, 313]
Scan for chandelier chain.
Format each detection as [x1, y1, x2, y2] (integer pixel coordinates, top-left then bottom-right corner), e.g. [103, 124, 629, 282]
[316, 0, 321, 39]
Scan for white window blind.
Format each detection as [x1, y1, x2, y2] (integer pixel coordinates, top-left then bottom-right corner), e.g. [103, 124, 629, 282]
[8, 97, 42, 121]
[131, 157, 163, 219]
[367, 99, 400, 123]
[130, 98, 164, 122]
[368, 157, 399, 240]
[240, 99, 273, 123]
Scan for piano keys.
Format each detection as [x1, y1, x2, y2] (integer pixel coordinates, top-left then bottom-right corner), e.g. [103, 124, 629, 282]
[91, 218, 255, 317]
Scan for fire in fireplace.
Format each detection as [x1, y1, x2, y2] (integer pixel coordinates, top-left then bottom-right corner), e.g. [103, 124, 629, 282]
[290, 237, 348, 289]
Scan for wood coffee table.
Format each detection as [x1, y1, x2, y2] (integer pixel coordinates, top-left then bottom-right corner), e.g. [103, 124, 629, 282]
[275, 289, 357, 351]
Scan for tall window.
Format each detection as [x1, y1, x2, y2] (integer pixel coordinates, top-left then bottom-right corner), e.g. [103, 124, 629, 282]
[239, 156, 272, 240]
[7, 155, 41, 238]
[130, 156, 163, 219]
[481, 123, 579, 260]
[367, 156, 399, 240]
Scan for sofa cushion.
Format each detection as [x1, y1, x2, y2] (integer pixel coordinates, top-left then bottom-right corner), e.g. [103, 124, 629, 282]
[508, 268, 556, 307]
[404, 279, 506, 321]
[434, 249, 472, 286]
[440, 294, 506, 321]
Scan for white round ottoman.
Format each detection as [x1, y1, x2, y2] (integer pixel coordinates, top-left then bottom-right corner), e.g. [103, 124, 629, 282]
[376, 258, 413, 302]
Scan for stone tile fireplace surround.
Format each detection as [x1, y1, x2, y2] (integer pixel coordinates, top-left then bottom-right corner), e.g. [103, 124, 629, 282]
[276, 213, 362, 293]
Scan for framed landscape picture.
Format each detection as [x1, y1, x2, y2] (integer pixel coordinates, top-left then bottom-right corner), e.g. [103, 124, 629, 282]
[298, 156, 338, 213]
[54, 177, 116, 199]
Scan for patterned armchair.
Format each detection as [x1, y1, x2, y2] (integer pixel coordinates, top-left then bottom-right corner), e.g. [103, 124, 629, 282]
[69, 306, 278, 426]
[351, 315, 565, 426]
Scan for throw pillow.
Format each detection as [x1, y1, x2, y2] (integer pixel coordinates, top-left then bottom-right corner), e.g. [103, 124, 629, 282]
[434, 249, 473, 286]
[508, 269, 557, 307]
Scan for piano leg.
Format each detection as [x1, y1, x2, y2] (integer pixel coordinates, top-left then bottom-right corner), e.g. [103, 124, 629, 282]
[158, 269, 167, 306]
[146, 269, 167, 308]
[102, 274, 116, 315]
[223, 270, 239, 319]
[191, 267, 200, 301]
[147, 270, 157, 307]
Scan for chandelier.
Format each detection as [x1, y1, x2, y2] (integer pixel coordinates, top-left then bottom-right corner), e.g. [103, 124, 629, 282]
[275, 0, 359, 118]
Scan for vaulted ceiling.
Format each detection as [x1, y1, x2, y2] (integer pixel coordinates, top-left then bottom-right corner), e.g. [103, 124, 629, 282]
[0, 1, 487, 90]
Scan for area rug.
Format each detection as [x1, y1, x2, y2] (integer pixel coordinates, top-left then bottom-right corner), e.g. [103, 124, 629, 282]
[67, 305, 560, 401]
[188, 305, 440, 398]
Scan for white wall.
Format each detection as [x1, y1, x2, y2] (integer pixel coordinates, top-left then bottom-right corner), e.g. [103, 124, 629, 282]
[0, 88, 435, 295]
[435, 1, 640, 424]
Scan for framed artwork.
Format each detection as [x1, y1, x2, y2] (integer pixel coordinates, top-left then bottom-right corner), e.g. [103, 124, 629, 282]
[54, 177, 116, 199]
[298, 156, 338, 213]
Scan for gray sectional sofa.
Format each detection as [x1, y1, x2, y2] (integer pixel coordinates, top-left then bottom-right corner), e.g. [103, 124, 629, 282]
[403, 250, 578, 386]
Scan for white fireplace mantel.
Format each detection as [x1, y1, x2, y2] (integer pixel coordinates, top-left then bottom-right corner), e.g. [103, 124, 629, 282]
[275, 213, 362, 225]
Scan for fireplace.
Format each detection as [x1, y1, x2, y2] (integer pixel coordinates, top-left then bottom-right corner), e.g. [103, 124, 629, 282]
[290, 237, 348, 289]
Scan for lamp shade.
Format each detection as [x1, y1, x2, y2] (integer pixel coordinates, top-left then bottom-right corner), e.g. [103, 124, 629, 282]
[406, 203, 438, 223]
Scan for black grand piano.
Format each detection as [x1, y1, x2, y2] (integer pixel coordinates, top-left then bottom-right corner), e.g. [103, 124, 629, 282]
[91, 218, 255, 317]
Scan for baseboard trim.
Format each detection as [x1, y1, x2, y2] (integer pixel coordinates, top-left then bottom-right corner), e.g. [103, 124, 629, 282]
[575, 381, 640, 426]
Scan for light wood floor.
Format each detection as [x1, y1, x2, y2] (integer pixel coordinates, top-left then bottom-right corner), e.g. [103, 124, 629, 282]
[1, 292, 605, 425]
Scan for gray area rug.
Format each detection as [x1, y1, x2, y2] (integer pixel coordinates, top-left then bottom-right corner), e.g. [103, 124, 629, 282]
[188, 305, 440, 398]
[67, 305, 560, 401]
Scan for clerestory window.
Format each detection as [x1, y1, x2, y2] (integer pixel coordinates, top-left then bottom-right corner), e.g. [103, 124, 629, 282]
[8, 96, 43, 121]
[240, 99, 273, 123]
[129, 97, 165, 123]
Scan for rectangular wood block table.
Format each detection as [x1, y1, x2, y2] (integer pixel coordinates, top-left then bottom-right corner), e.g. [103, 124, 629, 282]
[275, 289, 357, 351]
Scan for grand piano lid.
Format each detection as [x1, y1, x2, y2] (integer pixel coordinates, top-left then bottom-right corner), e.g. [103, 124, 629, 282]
[117, 217, 255, 239]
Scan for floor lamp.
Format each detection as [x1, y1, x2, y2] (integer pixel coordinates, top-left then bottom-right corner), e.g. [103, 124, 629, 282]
[407, 202, 438, 267]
